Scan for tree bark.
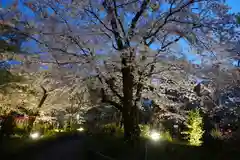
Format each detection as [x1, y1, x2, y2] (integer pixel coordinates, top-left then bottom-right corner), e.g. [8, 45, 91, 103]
[102, 0, 150, 144]
[37, 85, 48, 109]
[122, 62, 140, 144]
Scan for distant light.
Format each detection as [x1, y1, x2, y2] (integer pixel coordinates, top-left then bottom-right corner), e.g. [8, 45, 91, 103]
[77, 127, 84, 132]
[149, 131, 160, 141]
[54, 129, 64, 132]
[30, 132, 40, 139]
[76, 114, 80, 120]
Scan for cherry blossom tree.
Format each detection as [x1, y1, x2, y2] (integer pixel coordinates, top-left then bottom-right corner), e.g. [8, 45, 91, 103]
[1, 0, 238, 142]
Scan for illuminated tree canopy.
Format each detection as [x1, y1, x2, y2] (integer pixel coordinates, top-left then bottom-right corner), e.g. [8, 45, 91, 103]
[0, 0, 239, 142]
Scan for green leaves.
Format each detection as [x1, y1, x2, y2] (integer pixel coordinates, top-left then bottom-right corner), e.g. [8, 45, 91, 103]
[182, 109, 204, 146]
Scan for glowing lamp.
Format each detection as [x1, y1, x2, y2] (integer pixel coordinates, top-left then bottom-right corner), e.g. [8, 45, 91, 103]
[77, 127, 84, 132]
[149, 131, 160, 141]
[30, 132, 40, 139]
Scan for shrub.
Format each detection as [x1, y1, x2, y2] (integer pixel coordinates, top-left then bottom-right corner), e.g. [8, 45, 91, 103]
[161, 130, 173, 142]
[44, 129, 58, 137]
[210, 127, 223, 140]
[139, 124, 150, 138]
[12, 128, 26, 137]
[102, 123, 124, 137]
[32, 123, 45, 131]
[182, 109, 204, 146]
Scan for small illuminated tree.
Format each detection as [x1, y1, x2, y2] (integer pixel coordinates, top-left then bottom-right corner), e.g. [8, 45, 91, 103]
[182, 109, 204, 146]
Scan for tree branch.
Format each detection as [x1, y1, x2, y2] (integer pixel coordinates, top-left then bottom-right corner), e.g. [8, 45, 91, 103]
[95, 67, 123, 102]
[144, 0, 204, 40]
[127, 0, 150, 42]
[116, 0, 140, 8]
[102, 1, 124, 49]
[101, 88, 122, 112]
[84, 8, 115, 33]
[113, 0, 127, 43]
[37, 85, 48, 109]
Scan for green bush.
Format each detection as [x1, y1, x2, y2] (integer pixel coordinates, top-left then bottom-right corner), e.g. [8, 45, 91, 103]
[64, 120, 80, 131]
[14, 122, 28, 137]
[139, 124, 150, 138]
[32, 123, 45, 131]
[210, 127, 223, 140]
[15, 122, 28, 129]
[13, 127, 28, 137]
[161, 130, 173, 142]
[44, 129, 58, 137]
[102, 123, 124, 137]
[182, 109, 204, 146]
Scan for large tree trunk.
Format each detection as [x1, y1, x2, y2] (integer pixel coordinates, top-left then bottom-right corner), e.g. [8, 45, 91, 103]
[122, 61, 140, 144]
[102, 0, 149, 144]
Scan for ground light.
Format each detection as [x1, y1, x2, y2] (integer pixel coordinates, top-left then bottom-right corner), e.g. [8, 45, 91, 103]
[54, 129, 64, 132]
[145, 130, 161, 160]
[77, 127, 84, 132]
[149, 131, 160, 141]
[30, 132, 40, 140]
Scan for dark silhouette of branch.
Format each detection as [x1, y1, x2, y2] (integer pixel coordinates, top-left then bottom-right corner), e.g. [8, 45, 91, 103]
[37, 85, 48, 109]
[127, 0, 150, 42]
[144, 0, 205, 40]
